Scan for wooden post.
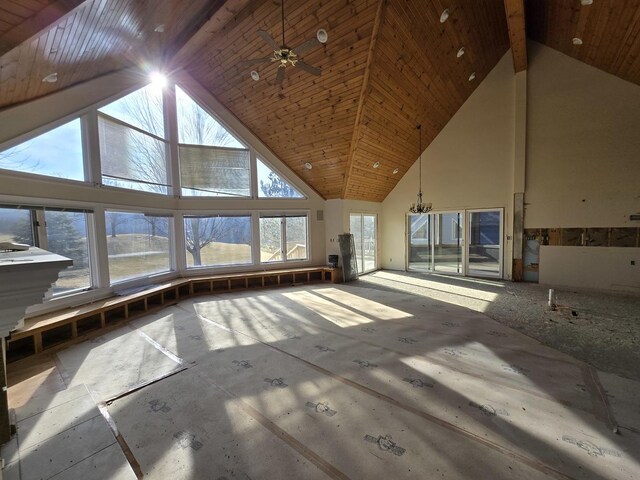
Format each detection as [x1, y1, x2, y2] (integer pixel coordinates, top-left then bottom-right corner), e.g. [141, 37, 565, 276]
[0, 338, 12, 445]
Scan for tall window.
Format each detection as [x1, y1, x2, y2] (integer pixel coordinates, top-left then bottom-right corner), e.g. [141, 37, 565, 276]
[106, 211, 172, 284]
[98, 85, 169, 194]
[257, 159, 303, 198]
[176, 86, 250, 197]
[0, 206, 92, 294]
[184, 215, 252, 268]
[0, 119, 85, 181]
[260, 214, 308, 263]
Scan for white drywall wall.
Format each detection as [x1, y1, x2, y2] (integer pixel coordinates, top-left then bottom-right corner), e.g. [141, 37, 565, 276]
[526, 42, 640, 228]
[381, 51, 516, 276]
[540, 246, 640, 294]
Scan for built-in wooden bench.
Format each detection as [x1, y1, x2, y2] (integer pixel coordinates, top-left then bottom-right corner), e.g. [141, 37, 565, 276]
[6, 267, 341, 363]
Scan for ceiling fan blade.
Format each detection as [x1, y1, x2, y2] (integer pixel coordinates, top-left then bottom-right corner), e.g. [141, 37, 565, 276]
[292, 37, 319, 56]
[238, 57, 272, 68]
[275, 66, 285, 84]
[258, 30, 279, 50]
[296, 61, 321, 76]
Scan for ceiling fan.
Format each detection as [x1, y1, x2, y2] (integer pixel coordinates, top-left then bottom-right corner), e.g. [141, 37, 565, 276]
[241, 0, 327, 84]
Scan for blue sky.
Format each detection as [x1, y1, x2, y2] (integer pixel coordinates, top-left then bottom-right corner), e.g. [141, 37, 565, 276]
[0, 119, 84, 180]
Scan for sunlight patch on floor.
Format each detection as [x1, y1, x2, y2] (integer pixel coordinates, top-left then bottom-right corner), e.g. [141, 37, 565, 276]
[310, 287, 412, 320]
[364, 271, 499, 313]
[282, 290, 375, 327]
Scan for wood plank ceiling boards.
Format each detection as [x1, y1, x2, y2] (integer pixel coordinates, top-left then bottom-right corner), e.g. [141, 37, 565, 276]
[504, 0, 527, 72]
[527, 0, 640, 86]
[0, 0, 232, 110]
[0, 0, 84, 56]
[185, 0, 510, 201]
[0, 0, 639, 201]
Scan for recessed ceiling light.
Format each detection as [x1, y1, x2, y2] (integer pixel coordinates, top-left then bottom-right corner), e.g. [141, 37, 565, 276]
[580, 0, 593, 5]
[304, 162, 313, 170]
[572, 37, 583, 45]
[393, 168, 399, 174]
[373, 161, 380, 169]
[457, 47, 465, 58]
[42, 73, 58, 83]
[468, 72, 476, 81]
[317, 28, 328, 44]
[250, 70, 260, 81]
[154, 24, 165, 33]
[440, 9, 450, 23]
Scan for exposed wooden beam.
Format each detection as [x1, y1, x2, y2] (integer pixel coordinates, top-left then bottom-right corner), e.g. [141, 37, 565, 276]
[169, 0, 252, 69]
[0, 0, 85, 56]
[341, 0, 387, 199]
[503, 0, 527, 72]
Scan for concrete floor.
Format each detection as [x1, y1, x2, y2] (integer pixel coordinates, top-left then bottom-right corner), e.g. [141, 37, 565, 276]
[2, 274, 639, 479]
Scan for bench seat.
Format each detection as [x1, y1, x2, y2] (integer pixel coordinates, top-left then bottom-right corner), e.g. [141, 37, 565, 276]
[7, 266, 341, 362]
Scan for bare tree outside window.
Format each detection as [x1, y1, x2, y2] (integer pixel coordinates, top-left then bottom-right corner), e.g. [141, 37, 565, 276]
[100, 83, 245, 266]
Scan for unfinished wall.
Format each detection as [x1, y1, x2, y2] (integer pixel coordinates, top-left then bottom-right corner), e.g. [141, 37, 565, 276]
[381, 52, 516, 277]
[526, 42, 640, 228]
[525, 42, 640, 293]
[540, 246, 639, 294]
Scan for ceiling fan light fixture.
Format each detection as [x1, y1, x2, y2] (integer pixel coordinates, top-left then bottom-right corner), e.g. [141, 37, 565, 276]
[304, 162, 313, 170]
[440, 9, 450, 23]
[572, 37, 583, 45]
[250, 70, 260, 81]
[317, 28, 328, 44]
[468, 72, 476, 81]
[457, 47, 465, 58]
[42, 72, 58, 83]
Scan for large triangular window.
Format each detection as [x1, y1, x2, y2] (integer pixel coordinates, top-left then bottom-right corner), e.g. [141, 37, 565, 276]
[0, 119, 84, 181]
[98, 84, 169, 194]
[257, 159, 304, 198]
[176, 86, 249, 197]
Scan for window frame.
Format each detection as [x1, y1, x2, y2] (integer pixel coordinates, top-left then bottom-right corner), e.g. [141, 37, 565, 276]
[256, 157, 306, 199]
[104, 208, 175, 286]
[259, 212, 310, 264]
[182, 213, 253, 269]
[0, 114, 90, 185]
[0, 203, 96, 296]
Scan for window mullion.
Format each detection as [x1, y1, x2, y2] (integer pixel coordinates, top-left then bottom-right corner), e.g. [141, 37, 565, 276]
[35, 210, 47, 250]
[281, 217, 286, 261]
[250, 149, 258, 198]
[164, 84, 180, 198]
[84, 111, 100, 185]
[92, 206, 111, 288]
[174, 213, 187, 273]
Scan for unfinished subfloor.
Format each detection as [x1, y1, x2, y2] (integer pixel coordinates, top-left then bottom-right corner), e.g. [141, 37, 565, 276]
[2, 272, 639, 479]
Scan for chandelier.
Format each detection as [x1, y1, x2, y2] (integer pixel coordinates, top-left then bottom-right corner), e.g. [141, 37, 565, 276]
[409, 124, 432, 214]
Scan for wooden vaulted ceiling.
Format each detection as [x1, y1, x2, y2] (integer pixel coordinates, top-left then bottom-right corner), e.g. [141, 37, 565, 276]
[0, 0, 639, 201]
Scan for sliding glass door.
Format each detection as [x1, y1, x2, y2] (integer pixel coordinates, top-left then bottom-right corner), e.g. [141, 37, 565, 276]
[433, 212, 463, 274]
[466, 209, 503, 277]
[408, 209, 502, 278]
[408, 214, 432, 271]
[350, 213, 377, 274]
